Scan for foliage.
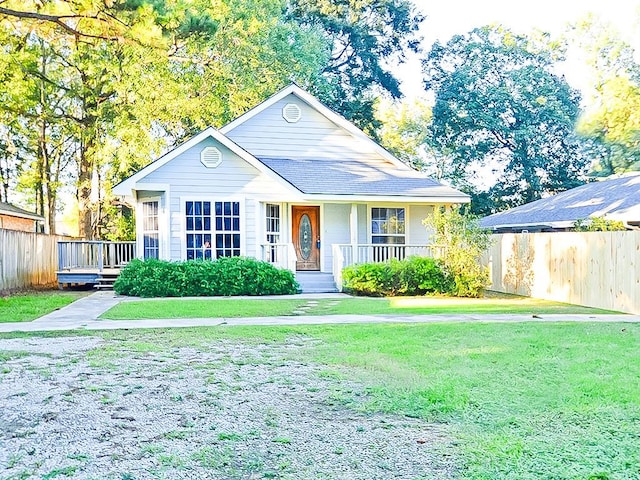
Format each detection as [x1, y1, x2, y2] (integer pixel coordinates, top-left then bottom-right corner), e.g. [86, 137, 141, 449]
[342, 256, 449, 296]
[113, 257, 299, 297]
[423, 26, 590, 215]
[573, 216, 627, 231]
[289, 0, 423, 134]
[423, 207, 492, 297]
[375, 97, 437, 172]
[571, 17, 640, 176]
[0, 0, 423, 236]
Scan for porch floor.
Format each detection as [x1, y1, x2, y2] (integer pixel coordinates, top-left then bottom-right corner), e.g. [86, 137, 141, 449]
[56, 268, 122, 289]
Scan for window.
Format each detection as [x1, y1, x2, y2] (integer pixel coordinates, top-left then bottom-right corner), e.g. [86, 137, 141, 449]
[186, 201, 240, 260]
[265, 204, 280, 262]
[371, 207, 405, 244]
[142, 201, 159, 259]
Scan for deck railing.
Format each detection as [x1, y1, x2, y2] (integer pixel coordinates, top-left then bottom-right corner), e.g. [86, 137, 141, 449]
[332, 243, 446, 292]
[57, 241, 136, 272]
[261, 242, 297, 273]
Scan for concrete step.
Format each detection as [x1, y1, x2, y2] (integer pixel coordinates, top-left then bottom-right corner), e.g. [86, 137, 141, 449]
[94, 274, 119, 290]
[295, 272, 338, 293]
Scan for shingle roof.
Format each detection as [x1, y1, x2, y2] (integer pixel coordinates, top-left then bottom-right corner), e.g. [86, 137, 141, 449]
[257, 157, 468, 199]
[0, 201, 44, 220]
[479, 174, 640, 230]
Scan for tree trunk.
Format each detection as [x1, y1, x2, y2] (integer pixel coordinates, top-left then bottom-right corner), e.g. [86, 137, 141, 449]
[78, 140, 94, 239]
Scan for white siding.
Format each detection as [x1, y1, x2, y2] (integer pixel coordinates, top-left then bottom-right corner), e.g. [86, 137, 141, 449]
[226, 94, 382, 161]
[357, 204, 368, 244]
[322, 203, 351, 272]
[138, 137, 294, 261]
[408, 205, 433, 245]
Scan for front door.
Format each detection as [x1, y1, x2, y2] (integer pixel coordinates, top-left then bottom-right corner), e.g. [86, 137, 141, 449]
[292, 206, 320, 271]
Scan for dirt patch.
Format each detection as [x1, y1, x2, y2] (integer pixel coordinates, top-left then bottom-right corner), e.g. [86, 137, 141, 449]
[0, 335, 457, 479]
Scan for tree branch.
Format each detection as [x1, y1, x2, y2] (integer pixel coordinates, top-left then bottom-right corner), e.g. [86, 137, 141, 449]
[0, 6, 121, 41]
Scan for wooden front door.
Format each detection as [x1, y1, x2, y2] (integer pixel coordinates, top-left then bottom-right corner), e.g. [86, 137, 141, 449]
[292, 206, 320, 271]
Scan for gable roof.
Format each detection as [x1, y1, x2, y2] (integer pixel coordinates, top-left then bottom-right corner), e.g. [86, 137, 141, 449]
[113, 85, 469, 203]
[258, 157, 467, 200]
[0, 201, 44, 221]
[479, 174, 640, 231]
[112, 126, 300, 197]
[221, 84, 411, 170]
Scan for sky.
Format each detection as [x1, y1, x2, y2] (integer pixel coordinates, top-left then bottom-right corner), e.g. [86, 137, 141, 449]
[400, 0, 640, 97]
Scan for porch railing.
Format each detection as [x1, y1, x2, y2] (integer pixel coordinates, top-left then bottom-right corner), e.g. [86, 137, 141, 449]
[261, 242, 296, 273]
[58, 241, 137, 272]
[332, 243, 446, 292]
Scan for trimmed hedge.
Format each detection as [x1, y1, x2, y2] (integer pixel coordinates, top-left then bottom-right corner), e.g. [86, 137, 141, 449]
[113, 257, 299, 297]
[342, 256, 450, 297]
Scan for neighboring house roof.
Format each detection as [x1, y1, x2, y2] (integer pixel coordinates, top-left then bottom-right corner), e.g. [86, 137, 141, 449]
[114, 84, 469, 203]
[479, 174, 640, 231]
[0, 201, 44, 221]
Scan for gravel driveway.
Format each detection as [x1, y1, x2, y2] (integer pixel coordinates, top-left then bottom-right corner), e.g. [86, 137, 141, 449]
[0, 334, 457, 479]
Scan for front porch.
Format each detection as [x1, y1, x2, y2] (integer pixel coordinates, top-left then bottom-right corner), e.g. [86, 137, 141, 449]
[57, 241, 136, 288]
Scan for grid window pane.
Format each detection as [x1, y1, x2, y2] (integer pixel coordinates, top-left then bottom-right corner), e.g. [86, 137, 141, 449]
[186, 200, 240, 260]
[142, 201, 160, 259]
[265, 204, 281, 262]
[371, 207, 405, 244]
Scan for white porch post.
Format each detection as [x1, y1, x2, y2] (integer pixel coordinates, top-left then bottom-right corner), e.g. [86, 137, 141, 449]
[350, 203, 358, 264]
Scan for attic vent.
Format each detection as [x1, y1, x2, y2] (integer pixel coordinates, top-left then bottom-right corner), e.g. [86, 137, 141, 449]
[282, 103, 302, 123]
[200, 146, 222, 168]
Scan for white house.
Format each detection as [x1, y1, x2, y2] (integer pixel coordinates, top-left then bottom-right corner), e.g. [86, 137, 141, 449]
[113, 84, 469, 290]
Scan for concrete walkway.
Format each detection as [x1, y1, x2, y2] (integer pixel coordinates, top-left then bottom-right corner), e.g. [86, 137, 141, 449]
[0, 291, 638, 333]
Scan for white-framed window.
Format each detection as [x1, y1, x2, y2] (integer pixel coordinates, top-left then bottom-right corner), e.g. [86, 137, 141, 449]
[266, 204, 280, 244]
[265, 204, 281, 263]
[371, 207, 405, 244]
[185, 200, 240, 260]
[142, 200, 159, 259]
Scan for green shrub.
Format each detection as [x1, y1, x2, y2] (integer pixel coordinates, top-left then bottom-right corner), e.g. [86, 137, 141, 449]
[423, 207, 492, 297]
[342, 256, 449, 297]
[114, 257, 299, 297]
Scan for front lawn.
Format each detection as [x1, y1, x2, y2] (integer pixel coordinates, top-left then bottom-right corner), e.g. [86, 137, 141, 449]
[101, 294, 617, 320]
[3, 321, 635, 479]
[0, 291, 86, 323]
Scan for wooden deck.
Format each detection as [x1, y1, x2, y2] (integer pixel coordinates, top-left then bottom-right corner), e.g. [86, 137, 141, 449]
[57, 241, 135, 287]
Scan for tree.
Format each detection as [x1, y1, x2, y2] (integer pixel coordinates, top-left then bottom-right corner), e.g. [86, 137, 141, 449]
[571, 16, 640, 176]
[0, 0, 330, 237]
[289, 0, 423, 133]
[423, 26, 589, 215]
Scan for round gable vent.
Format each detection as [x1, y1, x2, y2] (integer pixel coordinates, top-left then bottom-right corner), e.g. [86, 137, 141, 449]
[282, 103, 302, 123]
[200, 146, 222, 168]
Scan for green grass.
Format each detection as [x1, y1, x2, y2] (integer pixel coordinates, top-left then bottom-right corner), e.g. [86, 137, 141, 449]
[0, 291, 86, 323]
[120, 323, 640, 478]
[101, 294, 616, 320]
[3, 320, 638, 479]
[102, 298, 310, 320]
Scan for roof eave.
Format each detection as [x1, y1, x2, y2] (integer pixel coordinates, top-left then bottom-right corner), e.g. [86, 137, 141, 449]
[0, 209, 44, 221]
[299, 193, 471, 204]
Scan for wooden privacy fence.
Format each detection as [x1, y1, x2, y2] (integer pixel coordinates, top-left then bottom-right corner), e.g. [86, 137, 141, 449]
[0, 229, 72, 291]
[483, 232, 640, 314]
